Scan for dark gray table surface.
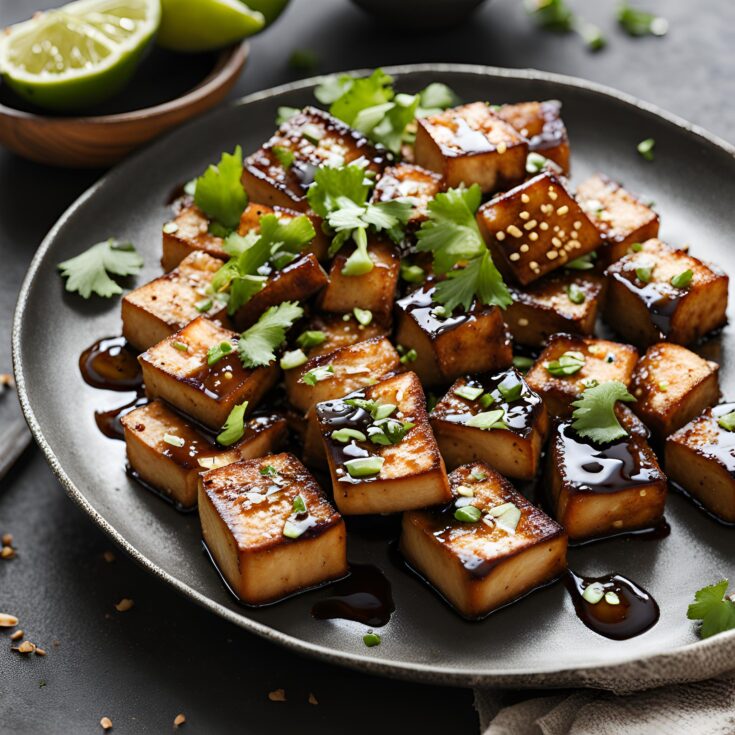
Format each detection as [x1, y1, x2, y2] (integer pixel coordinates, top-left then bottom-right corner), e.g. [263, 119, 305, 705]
[1, 0, 733, 732]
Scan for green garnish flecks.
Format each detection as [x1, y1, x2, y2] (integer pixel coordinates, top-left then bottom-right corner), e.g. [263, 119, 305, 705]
[571, 380, 635, 444]
[717, 411, 735, 432]
[687, 580, 735, 639]
[363, 631, 381, 647]
[301, 364, 334, 386]
[454, 505, 482, 523]
[207, 340, 233, 366]
[296, 330, 327, 349]
[637, 138, 656, 161]
[455, 385, 484, 401]
[671, 269, 693, 289]
[344, 456, 384, 478]
[465, 409, 507, 431]
[236, 301, 304, 369]
[546, 350, 586, 377]
[216, 401, 249, 446]
[194, 146, 248, 231]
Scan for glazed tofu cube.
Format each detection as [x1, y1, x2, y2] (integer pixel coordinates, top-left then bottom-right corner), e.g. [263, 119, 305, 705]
[547, 407, 667, 541]
[161, 205, 226, 272]
[198, 453, 348, 605]
[122, 252, 229, 352]
[284, 336, 401, 414]
[394, 284, 512, 388]
[318, 239, 400, 321]
[525, 334, 638, 417]
[371, 163, 445, 230]
[477, 172, 601, 285]
[414, 102, 528, 193]
[121, 400, 287, 510]
[576, 174, 659, 265]
[316, 371, 452, 515]
[505, 272, 606, 347]
[401, 462, 567, 619]
[496, 100, 570, 174]
[139, 317, 278, 431]
[604, 238, 729, 348]
[630, 342, 720, 438]
[292, 312, 388, 360]
[232, 253, 328, 330]
[430, 368, 548, 479]
[242, 106, 383, 211]
[666, 403, 735, 522]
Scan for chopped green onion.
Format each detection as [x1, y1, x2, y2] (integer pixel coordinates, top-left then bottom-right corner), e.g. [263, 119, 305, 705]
[512, 355, 534, 372]
[296, 330, 327, 349]
[717, 411, 735, 432]
[499, 381, 523, 402]
[604, 591, 621, 606]
[455, 385, 484, 401]
[582, 582, 606, 604]
[671, 269, 693, 289]
[260, 464, 278, 477]
[353, 307, 373, 326]
[630, 242, 643, 253]
[163, 221, 179, 234]
[526, 152, 549, 174]
[456, 485, 474, 498]
[400, 262, 425, 284]
[172, 341, 188, 352]
[302, 124, 324, 145]
[399, 348, 417, 364]
[566, 252, 596, 271]
[217, 401, 248, 446]
[466, 409, 507, 431]
[546, 350, 585, 377]
[566, 283, 586, 304]
[273, 145, 295, 169]
[470, 468, 487, 482]
[636, 265, 654, 283]
[292, 494, 307, 514]
[637, 138, 655, 161]
[454, 505, 482, 523]
[373, 403, 396, 420]
[280, 349, 308, 370]
[332, 428, 367, 443]
[344, 456, 385, 478]
[301, 365, 334, 386]
[283, 520, 305, 539]
[207, 340, 233, 366]
[276, 106, 300, 126]
[658, 381, 669, 392]
[479, 393, 495, 409]
[195, 297, 213, 313]
[363, 631, 381, 647]
[162, 433, 185, 448]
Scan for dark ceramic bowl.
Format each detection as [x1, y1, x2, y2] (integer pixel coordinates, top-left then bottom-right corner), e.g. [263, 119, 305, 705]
[350, 0, 489, 30]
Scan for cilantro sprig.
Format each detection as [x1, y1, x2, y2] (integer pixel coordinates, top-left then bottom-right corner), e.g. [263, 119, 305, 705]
[194, 146, 249, 234]
[571, 381, 636, 444]
[687, 580, 735, 639]
[58, 239, 143, 299]
[237, 301, 304, 369]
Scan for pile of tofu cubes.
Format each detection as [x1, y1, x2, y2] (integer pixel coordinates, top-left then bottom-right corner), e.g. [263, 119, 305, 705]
[117, 95, 729, 619]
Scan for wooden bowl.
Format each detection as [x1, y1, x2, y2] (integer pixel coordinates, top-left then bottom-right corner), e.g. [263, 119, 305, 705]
[0, 42, 249, 168]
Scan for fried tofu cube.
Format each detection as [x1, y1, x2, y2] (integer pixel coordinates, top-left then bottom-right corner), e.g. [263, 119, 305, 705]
[576, 174, 659, 265]
[496, 100, 570, 174]
[293, 312, 388, 360]
[121, 400, 286, 510]
[284, 336, 401, 414]
[401, 462, 567, 618]
[242, 106, 383, 212]
[122, 252, 229, 352]
[604, 238, 729, 348]
[547, 407, 667, 541]
[318, 239, 400, 321]
[198, 453, 348, 605]
[666, 403, 735, 522]
[371, 163, 445, 230]
[430, 369, 548, 479]
[505, 272, 606, 347]
[394, 284, 512, 388]
[139, 317, 278, 431]
[525, 334, 638, 418]
[414, 102, 528, 193]
[477, 172, 601, 285]
[316, 371, 451, 515]
[630, 342, 720, 438]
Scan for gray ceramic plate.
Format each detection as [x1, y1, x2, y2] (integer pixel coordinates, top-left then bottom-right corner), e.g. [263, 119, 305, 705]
[13, 65, 735, 688]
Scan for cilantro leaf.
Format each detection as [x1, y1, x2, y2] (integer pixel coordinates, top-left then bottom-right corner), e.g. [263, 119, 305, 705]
[687, 580, 735, 639]
[571, 381, 636, 444]
[58, 239, 143, 299]
[276, 106, 300, 125]
[237, 301, 304, 368]
[307, 165, 370, 220]
[418, 83, 459, 115]
[329, 68, 394, 128]
[217, 401, 248, 446]
[194, 146, 248, 231]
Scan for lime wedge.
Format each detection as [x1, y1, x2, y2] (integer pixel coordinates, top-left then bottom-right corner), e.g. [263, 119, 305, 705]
[0, 0, 160, 112]
[241, 0, 290, 25]
[157, 0, 264, 53]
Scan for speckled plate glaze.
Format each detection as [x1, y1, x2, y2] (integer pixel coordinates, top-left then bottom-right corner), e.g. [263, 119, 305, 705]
[12, 65, 735, 688]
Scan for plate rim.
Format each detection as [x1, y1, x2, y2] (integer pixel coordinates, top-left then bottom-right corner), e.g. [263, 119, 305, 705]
[12, 62, 735, 687]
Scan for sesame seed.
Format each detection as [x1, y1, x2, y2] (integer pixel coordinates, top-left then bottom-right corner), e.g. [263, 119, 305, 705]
[269, 689, 287, 702]
[573, 221, 582, 230]
[496, 141, 507, 154]
[640, 489, 647, 497]
[529, 260, 538, 269]
[1, 534, 12, 546]
[529, 233, 538, 242]
[10, 630, 23, 641]
[568, 239, 581, 249]
[15, 640, 35, 654]
[552, 237, 562, 247]
[539, 222, 549, 231]
[100, 717, 113, 731]
[0, 613, 18, 627]
[308, 693, 319, 706]
[541, 203, 553, 215]
[612, 520, 623, 528]
[558, 230, 566, 238]
[496, 231, 506, 241]
[115, 598, 134, 613]
[519, 211, 530, 220]
[523, 219, 537, 230]
[521, 193, 530, 203]
[518, 318, 529, 326]
[507, 225, 523, 238]
[548, 190, 558, 201]
[510, 253, 521, 261]
[174, 714, 187, 727]
[224, 371, 233, 380]
[556, 205, 569, 216]
[520, 244, 530, 252]
[547, 250, 559, 260]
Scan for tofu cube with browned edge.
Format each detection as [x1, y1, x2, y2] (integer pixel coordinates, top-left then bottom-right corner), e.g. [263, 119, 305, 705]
[575, 174, 659, 266]
[316, 371, 451, 515]
[477, 172, 601, 285]
[198, 453, 348, 605]
[547, 407, 667, 541]
[630, 342, 720, 439]
[496, 100, 570, 174]
[401, 462, 567, 619]
[525, 334, 638, 418]
[121, 400, 286, 510]
[505, 272, 606, 347]
[293, 312, 388, 360]
[139, 317, 278, 431]
[242, 106, 383, 212]
[394, 284, 512, 388]
[430, 369, 548, 480]
[414, 102, 528, 193]
[604, 238, 729, 348]
[122, 252, 229, 352]
[666, 403, 735, 522]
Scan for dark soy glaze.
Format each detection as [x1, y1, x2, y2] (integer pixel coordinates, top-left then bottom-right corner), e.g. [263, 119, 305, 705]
[96, 394, 148, 440]
[610, 272, 682, 338]
[565, 570, 659, 640]
[80, 336, 142, 392]
[569, 519, 671, 548]
[396, 285, 471, 338]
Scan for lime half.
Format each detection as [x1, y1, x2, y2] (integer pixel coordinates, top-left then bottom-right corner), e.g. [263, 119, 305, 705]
[157, 0, 264, 53]
[0, 0, 161, 112]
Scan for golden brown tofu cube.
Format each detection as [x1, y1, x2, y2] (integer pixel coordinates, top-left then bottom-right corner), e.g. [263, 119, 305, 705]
[232, 252, 328, 330]
[666, 403, 735, 522]
[161, 205, 226, 272]
[121, 400, 286, 510]
[496, 100, 570, 174]
[198, 453, 348, 605]
[576, 174, 659, 265]
[604, 238, 729, 348]
[122, 252, 229, 352]
[430, 369, 548, 479]
[630, 342, 720, 438]
[414, 102, 528, 193]
[371, 162, 445, 229]
[505, 272, 606, 347]
[293, 312, 388, 360]
[139, 317, 278, 431]
[401, 462, 567, 619]
[547, 407, 667, 541]
[394, 284, 512, 388]
[477, 172, 601, 285]
[316, 371, 452, 515]
[525, 334, 638, 418]
[242, 106, 383, 211]
[284, 336, 401, 414]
